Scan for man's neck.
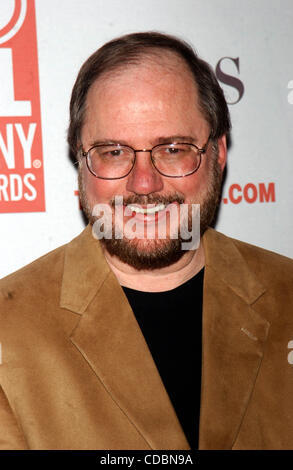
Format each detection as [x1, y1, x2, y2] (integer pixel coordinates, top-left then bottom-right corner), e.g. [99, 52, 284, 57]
[103, 243, 205, 292]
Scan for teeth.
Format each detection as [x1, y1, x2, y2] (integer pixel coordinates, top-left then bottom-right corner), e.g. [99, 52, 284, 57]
[127, 204, 165, 215]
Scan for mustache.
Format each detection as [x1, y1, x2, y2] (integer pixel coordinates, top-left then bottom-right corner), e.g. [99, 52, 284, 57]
[110, 193, 185, 207]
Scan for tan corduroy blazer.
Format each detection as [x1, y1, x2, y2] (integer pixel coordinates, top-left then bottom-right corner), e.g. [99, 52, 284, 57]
[0, 226, 293, 450]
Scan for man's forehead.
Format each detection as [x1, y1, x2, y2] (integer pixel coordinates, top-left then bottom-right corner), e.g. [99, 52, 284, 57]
[81, 52, 209, 144]
[88, 50, 196, 96]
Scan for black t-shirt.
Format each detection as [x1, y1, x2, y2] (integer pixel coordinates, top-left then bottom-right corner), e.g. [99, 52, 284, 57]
[122, 268, 204, 450]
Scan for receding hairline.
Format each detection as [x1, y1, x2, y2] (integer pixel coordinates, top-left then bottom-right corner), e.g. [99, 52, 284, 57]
[82, 49, 203, 133]
[87, 48, 198, 92]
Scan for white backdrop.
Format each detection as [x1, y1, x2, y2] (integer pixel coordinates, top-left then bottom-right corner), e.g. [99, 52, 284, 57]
[0, 0, 292, 278]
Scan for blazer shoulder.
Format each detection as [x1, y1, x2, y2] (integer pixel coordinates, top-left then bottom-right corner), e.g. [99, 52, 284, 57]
[0, 243, 66, 293]
[211, 229, 293, 286]
[0, 243, 70, 330]
[0, 227, 93, 295]
[233, 237, 293, 275]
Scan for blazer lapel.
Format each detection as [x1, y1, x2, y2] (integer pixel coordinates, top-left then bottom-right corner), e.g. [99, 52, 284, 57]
[199, 229, 270, 449]
[60, 226, 189, 450]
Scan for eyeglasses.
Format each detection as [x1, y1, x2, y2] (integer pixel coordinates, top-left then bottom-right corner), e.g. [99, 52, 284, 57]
[81, 138, 210, 180]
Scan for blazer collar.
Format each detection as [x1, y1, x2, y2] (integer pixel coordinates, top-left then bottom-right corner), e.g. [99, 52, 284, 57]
[60, 226, 266, 314]
[60, 225, 111, 314]
[60, 225, 265, 314]
[203, 228, 266, 305]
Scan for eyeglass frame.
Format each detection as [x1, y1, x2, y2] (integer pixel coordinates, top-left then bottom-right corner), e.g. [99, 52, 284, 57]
[81, 135, 211, 180]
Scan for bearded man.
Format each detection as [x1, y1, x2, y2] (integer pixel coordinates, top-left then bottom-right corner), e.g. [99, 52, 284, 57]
[0, 32, 293, 450]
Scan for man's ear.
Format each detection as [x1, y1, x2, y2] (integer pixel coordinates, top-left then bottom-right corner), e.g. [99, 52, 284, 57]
[217, 134, 227, 172]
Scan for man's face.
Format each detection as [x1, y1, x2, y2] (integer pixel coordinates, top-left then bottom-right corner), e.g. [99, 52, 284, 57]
[79, 54, 226, 270]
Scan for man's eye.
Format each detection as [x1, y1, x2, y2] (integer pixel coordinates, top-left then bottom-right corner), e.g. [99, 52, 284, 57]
[167, 147, 181, 154]
[100, 149, 123, 158]
[109, 149, 123, 157]
[163, 146, 187, 156]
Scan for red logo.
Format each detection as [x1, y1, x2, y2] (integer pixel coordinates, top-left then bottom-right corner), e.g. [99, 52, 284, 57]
[223, 182, 276, 204]
[0, 0, 45, 213]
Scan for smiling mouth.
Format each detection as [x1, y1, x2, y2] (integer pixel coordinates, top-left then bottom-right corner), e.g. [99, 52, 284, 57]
[126, 203, 166, 215]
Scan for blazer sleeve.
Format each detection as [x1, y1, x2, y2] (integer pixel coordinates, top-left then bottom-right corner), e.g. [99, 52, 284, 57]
[0, 385, 28, 449]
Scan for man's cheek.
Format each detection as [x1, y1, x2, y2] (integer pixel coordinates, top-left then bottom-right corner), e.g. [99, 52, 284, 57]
[170, 175, 201, 198]
[85, 178, 120, 204]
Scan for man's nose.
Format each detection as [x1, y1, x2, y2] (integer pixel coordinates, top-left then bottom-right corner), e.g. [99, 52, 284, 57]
[126, 151, 164, 195]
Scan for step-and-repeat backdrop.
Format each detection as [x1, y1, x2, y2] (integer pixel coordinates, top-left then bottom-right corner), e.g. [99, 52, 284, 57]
[0, 0, 292, 278]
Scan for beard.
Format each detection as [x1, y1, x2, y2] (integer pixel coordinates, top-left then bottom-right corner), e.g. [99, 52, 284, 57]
[78, 150, 223, 271]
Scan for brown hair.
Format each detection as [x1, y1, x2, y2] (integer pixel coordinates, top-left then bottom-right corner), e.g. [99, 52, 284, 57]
[68, 31, 231, 156]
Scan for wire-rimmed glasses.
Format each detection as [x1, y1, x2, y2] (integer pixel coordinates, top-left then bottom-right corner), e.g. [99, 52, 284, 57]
[81, 138, 210, 180]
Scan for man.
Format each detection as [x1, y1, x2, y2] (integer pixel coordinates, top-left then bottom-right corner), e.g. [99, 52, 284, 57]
[0, 32, 293, 450]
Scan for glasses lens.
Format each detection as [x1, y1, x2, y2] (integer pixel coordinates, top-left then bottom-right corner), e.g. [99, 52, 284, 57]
[152, 144, 201, 177]
[87, 145, 134, 179]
